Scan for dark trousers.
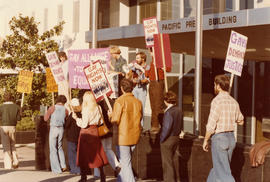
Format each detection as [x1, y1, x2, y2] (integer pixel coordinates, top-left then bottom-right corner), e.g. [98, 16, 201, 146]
[149, 80, 165, 129]
[160, 136, 179, 182]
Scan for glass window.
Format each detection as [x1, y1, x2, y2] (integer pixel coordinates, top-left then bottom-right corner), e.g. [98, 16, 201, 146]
[97, 0, 119, 29]
[139, 0, 157, 23]
[161, 0, 172, 20]
[240, 0, 254, 10]
[129, 0, 138, 24]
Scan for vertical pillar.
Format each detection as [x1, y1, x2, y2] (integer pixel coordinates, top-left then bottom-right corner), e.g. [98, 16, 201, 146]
[92, 0, 98, 48]
[251, 62, 256, 144]
[194, 0, 203, 135]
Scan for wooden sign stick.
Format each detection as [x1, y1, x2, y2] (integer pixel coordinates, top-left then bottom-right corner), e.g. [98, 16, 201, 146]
[152, 47, 159, 81]
[229, 73, 234, 94]
[103, 93, 112, 112]
[20, 93, 25, 108]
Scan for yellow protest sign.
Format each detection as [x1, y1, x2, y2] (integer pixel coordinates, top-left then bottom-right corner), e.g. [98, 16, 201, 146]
[17, 70, 34, 94]
[46, 68, 58, 93]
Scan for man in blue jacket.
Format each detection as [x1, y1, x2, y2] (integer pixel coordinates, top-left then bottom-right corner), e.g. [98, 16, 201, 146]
[160, 91, 183, 182]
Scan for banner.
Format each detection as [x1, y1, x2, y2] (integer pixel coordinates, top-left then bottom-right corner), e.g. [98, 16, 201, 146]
[17, 70, 33, 94]
[45, 51, 65, 83]
[84, 60, 112, 102]
[143, 17, 159, 48]
[153, 34, 172, 68]
[46, 68, 58, 93]
[68, 48, 111, 89]
[224, 30, 248, 76]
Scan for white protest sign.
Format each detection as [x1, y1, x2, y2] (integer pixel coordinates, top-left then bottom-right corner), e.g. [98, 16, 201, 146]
[143, 17, 159, 48]
[84, 60, 113, 102]
[224, 31, 248, 76]
[45, 51, 65, 84]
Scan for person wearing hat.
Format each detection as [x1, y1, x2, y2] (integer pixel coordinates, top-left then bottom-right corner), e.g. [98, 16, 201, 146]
[65, 98, 81, 174]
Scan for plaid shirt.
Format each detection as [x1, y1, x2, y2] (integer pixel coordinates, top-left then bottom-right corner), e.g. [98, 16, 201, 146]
[206, 92, 244, 134]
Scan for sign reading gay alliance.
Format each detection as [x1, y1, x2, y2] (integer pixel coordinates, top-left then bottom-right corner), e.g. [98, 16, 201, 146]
[68, 48, 110, 89]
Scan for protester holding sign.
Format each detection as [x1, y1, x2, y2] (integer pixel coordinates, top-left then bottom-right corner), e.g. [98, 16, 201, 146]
[145, 48, 171, 134]
[0, 92, 21, 169]
[72, 91, 108, 182]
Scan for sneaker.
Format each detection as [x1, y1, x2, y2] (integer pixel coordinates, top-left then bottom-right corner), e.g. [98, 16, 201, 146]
[114, 166, 121, 177]
[62, 168, 68, 172]
[150, 127, 160, 134]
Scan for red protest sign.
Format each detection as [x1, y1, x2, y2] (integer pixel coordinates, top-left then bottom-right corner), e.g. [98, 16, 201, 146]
[84, 60, 113, 102]
[153, 33, 172, 68]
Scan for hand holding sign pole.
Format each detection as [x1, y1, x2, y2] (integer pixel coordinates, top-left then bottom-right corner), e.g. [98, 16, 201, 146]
[224, 30, 248, 94]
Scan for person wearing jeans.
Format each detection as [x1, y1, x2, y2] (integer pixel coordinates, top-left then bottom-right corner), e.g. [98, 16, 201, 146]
[203, 74, 244, 182]
[108, 78, 142, 182]
[44, 95, 69, 174]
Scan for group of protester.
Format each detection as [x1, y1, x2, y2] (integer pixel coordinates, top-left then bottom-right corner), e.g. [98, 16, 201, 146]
[0, 45, 245, 182]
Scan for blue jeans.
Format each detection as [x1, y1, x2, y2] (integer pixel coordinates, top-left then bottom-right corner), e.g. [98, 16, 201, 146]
[207, 132, 236, 182]
[132, 86, 147, 127]
[49, 126, 66, 173]
[67, 141, 80, 174]
[116, 145, 136, 182]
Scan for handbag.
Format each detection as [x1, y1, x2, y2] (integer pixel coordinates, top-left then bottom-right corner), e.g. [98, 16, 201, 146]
[97, 106, 110, 136]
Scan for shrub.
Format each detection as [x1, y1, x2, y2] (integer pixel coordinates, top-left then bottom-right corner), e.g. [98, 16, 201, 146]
[16, 117, 35, 131]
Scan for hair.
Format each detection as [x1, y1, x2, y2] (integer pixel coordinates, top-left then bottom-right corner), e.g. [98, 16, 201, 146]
[214, 74, 230, 91]
[3, 92, 14, 102]
[136, 52, 147, 62]
[110, 46, 121, 54]
[58, 51, 67, 60]
[82, 91, 98, 114]
[55, 95, 67, 104]
[120, 78, 134, 93]
[164, 91, 177, 105]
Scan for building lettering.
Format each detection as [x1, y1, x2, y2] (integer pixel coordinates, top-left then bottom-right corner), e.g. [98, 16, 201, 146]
[209, 16, 237, 26]
[186, 20, 195, 28]
[162, 22, 181, 31]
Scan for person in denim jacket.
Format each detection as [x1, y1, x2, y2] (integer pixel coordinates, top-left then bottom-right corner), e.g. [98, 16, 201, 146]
[44, 95, 69, 174]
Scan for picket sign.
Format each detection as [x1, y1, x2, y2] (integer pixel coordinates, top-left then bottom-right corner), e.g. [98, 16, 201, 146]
[17, 70, 34, 108]
[224, 30, 248, 94]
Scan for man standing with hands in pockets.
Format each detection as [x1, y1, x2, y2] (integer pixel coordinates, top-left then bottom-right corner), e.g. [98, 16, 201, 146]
[203, 74, 244, 182]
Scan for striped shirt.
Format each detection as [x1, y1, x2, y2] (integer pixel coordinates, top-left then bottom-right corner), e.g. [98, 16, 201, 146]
[206, 92, 244, 134]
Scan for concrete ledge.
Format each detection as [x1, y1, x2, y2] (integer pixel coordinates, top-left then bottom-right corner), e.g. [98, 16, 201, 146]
[0, 131, 35, 144]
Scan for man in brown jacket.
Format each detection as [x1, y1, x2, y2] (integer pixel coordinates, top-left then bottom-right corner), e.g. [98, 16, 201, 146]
[109, 78, 142, 182]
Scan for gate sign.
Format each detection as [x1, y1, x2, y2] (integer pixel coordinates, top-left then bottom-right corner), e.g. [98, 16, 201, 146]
[17, 70, 33, 94]
[143, 17, 159, 47]
[84, 60, 112, 102]
[46, 68, 58, 93]
[224, 31, 248, 76]
[45, 51, 65, 84]
[68, 48, 111, 89]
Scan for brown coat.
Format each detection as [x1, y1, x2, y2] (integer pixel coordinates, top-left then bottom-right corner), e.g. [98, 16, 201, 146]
[111, 93, 142, 146]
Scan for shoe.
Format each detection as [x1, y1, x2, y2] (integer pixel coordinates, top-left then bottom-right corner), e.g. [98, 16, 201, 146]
[12, 164, 19, 169]
[114, 166, 121, 177]
[78, 175, 87, 182]
[62, 168, 68, 172]
[100, 174, 106, 182]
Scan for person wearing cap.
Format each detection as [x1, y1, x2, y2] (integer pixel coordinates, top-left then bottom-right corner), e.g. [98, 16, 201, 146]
[64, 98, 81, 174]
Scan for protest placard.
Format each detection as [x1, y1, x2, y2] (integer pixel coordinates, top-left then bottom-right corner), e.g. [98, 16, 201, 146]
[45, 51, 65, 84]
[84, 60, 112, 102]
[153, 33, 172, 68]
[68, 48, 111, 89]
[224, 30, 248, 76]
[17, 70, 34, 94]
[143, 17, 159, 48]
[46, 68, 58, 93]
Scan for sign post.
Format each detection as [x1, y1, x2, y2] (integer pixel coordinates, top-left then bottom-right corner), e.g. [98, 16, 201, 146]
[224, 30, 248, 141]
[46, 68, 58, 105]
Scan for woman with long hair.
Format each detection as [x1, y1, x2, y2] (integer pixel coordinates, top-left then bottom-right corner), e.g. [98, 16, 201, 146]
[72, 91, 108, 182]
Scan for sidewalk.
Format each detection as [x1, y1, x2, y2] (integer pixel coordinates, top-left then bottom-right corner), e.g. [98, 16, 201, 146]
[0, 144, 160, 182]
